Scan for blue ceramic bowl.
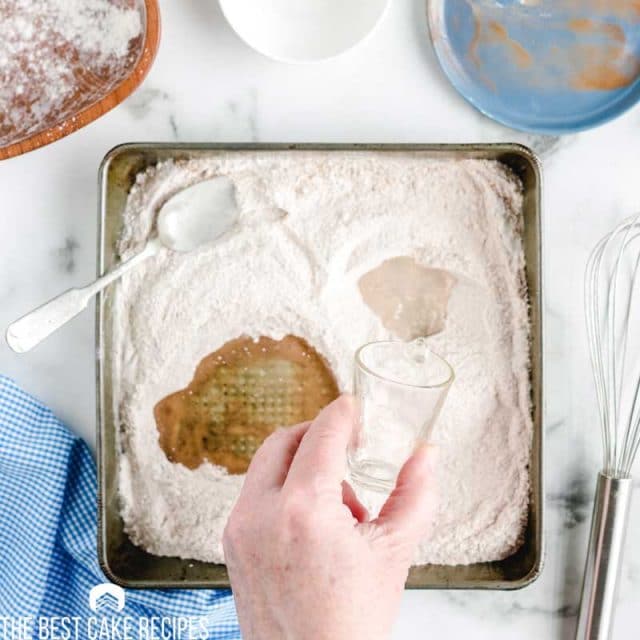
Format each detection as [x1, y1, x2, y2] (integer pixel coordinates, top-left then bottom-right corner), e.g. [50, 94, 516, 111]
[428, 0, 640, 134]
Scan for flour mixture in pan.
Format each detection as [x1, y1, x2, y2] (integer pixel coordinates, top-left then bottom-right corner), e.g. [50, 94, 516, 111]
[114, 151, 531, 565]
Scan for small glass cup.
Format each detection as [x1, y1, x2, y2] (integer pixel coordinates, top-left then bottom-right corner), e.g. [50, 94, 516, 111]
[347, 339, 454, 493]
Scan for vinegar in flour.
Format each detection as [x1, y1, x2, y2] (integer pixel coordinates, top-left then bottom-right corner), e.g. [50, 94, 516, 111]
[358, 257, 457, 340]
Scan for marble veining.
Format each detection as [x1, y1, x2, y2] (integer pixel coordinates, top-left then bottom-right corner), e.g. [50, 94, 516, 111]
[55, 236, 80, 274]
[548, 472, 594, 529]
[525, 134, 563, 157]
[1, 1, 639, 638]
[169, 114, 179, 139]
[124, 87, 171, 120]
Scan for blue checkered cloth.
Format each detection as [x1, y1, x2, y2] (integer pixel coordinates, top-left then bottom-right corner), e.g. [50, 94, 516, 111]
[0, 374, 240, 638]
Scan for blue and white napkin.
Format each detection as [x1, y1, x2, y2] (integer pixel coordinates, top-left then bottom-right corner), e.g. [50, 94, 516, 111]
[0, 374, 240, 639]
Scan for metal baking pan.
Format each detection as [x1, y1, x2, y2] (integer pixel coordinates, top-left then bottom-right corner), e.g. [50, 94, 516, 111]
[97, 143, 543, 590]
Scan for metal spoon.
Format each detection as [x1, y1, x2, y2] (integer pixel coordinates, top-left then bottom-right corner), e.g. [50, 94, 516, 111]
[6, 177, 238, 354]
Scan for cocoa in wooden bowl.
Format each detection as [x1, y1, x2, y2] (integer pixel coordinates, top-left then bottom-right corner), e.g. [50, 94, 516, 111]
[0, 0, 160, 161]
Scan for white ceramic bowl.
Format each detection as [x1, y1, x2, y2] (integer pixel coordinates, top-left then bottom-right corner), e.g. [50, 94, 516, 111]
[219, 0, 390, 63]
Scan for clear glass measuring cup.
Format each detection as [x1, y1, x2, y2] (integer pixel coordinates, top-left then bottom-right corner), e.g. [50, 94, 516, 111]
[347, 339, 454, 493]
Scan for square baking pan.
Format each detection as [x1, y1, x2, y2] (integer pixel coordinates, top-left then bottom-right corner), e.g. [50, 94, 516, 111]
[97, 143, 543, 589]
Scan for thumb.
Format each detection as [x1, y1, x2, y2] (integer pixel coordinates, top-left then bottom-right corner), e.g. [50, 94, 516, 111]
[373, 445, 438, 545]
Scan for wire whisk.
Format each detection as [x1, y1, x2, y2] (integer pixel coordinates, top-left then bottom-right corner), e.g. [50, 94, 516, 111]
[577, 213, 640, 640]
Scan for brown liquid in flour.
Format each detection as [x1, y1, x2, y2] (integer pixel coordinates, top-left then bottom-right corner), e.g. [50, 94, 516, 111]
[154, 335, 339, 474]
[358, 256, 456, 341]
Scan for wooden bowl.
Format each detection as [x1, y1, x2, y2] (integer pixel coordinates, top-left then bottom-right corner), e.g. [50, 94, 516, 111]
[0, 0, 160, 161]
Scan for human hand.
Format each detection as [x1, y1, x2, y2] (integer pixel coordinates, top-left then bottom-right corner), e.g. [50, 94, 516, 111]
[223, 394, 437, 640]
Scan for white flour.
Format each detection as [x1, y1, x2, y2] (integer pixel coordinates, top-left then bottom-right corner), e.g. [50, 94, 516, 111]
[0, 0, 142, 145]
[114, 151, 532, 565]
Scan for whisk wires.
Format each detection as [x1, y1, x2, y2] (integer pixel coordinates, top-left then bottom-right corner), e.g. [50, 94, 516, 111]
[585, 213, 640, 478]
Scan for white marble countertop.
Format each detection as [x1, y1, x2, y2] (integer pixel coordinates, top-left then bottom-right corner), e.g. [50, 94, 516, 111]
[2, 1, 640, 638]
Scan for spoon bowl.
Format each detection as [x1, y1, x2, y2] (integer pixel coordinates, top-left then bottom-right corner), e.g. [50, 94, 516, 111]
[158, 176, 238, 252]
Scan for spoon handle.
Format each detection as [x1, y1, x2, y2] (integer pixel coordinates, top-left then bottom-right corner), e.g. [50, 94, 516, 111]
[6, 240, 160, 354]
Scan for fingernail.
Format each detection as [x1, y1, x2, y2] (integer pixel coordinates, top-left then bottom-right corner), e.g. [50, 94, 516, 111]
[425, 443, 439, 464]
[339, 392, 355, 407]
[415, 443, 439, 472]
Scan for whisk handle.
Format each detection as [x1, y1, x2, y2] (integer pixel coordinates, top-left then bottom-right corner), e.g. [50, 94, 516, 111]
[576, 472, 633, 640]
